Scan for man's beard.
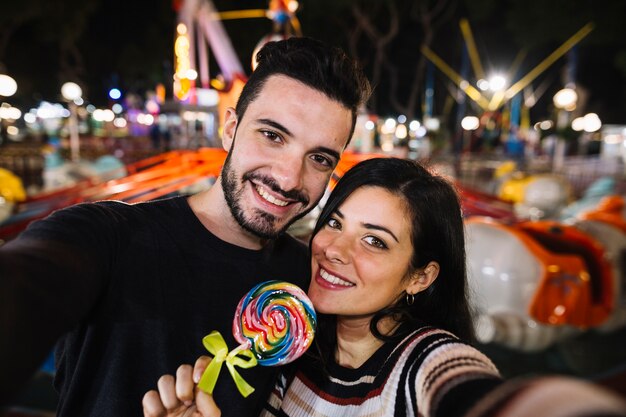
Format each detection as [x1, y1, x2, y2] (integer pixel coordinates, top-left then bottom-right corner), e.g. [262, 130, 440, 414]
[221, 151, 312, 240]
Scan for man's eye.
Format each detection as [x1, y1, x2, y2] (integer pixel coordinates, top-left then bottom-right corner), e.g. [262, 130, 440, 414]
[261, 130, 281, 142]
[363, 236, 387, 249]
[310, 154, 332, 167]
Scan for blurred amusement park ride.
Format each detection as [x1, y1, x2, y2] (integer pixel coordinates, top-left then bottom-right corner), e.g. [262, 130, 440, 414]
[2, 148, 626, 362]
[1, 0, 626, 371]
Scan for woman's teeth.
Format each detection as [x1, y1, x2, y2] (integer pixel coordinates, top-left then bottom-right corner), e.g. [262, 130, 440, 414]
[320, 269, 354, 287]
[256, 185, 289, 207]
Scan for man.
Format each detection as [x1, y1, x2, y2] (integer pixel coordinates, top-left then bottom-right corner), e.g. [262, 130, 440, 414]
[0, 37, 370, 416]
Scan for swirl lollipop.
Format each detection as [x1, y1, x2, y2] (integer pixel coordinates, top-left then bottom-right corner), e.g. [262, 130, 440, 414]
[233, 280, 317, 366]
[198, 280, 316, 397]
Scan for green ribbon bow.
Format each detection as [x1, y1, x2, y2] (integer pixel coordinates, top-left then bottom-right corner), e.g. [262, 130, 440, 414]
[197, 331, 258, 398]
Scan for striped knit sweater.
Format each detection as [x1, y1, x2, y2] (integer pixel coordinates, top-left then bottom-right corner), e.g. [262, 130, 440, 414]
[260, 326, 626, 417]
[260, 326, 502, 417]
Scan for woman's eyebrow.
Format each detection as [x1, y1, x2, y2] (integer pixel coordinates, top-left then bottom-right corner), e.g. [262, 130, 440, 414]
[336, 208, 399, 243]
[363, 223, 399, 243]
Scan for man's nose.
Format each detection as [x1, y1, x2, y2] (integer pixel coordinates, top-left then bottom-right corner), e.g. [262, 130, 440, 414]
[272, 156, 304, 192]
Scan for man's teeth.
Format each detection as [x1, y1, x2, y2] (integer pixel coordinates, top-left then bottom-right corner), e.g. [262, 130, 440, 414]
[320, 269, 354, 287]
[255, 185, 289, 207]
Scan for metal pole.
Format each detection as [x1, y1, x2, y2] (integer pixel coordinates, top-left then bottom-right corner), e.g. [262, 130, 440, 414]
[68, 102, 80, 161]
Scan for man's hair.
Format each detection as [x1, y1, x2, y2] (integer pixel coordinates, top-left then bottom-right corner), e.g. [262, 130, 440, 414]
[235, 37, 371, 141]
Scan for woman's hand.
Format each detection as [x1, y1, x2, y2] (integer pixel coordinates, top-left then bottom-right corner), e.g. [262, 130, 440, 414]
[143, 356, 220, 417]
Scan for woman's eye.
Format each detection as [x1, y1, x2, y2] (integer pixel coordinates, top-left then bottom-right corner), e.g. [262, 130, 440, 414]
[363, 236, 387, 249]
[326, 218, 341, 229]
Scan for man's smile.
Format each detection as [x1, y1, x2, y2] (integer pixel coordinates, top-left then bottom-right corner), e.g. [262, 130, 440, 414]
[254, 183, 290, 207]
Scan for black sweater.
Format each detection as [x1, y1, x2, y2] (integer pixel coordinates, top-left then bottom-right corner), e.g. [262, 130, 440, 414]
[0, 196, 310, 416]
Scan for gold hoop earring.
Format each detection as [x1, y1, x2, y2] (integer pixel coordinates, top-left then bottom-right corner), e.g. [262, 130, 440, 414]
[406, 292, 414, 305]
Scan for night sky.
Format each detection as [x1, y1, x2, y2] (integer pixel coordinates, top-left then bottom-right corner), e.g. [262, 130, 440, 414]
[1, 0, 626, 125]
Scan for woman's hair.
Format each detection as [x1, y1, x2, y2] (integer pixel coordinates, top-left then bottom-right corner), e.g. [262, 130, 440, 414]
[309, 157, 474, 365]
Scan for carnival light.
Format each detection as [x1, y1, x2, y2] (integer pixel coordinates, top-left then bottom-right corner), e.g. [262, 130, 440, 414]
[183, 111, 197, 121]
[23, 113, 36, 124]
[0, 74, 17, 97]
[553, 88, 578, 110]
[102, 109, 115, 122]
[113, 117, 127, 128]
[8, 107, 20, 120]
[582, 113, 601, 132]
[461, 116, 480, 131]
[571, 117, 585, 132]
[35, 102, 65, 133]
[364, 120, 375, 130]
[112, 103, 123, 114]
[0, 105, 21, 120]
[395, 124, 408, 139]
[109, 88, 122, 100]
[196, 88, 219, 106]
[604, 134, 621, 145]
[92, 109, 105, 122]
[61, 82, 82, 101]
[137, 113, 155, 125]
[145, 100, 160, 114]
[608, 134, 626, 146]
[488, 75, 507, 92]
[424, 117, 440, 131]
[174, 23, 192, 100]
[186, 69, 198, 81]
[287, 1, 299, 12]
[415, 126, 427, 137]
[409, 120, 421, 131]
[380, 118, 396, 134]
[36, 102, 66, 119]
[538, 120, 554, 130]
[477, 79, 490, 91]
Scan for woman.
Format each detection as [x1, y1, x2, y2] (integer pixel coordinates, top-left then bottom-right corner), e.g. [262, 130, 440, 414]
[143, 158, 626, 417]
